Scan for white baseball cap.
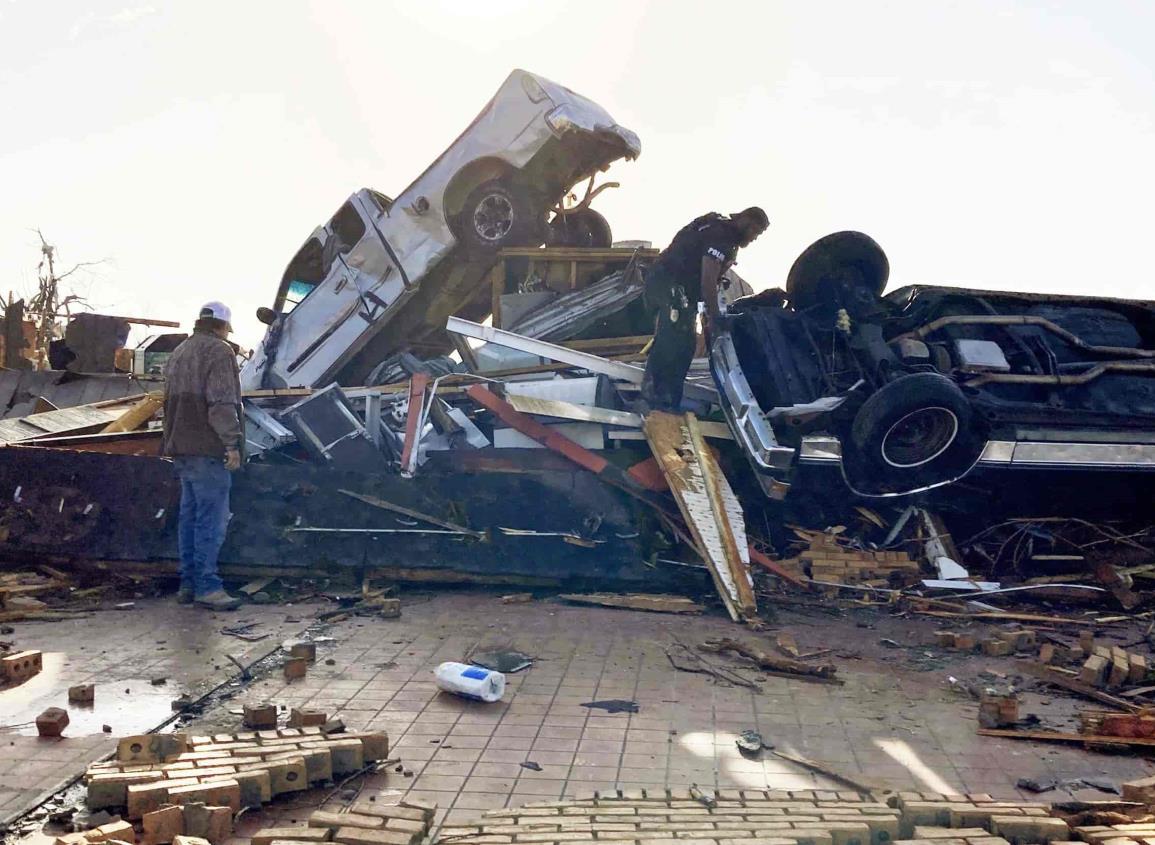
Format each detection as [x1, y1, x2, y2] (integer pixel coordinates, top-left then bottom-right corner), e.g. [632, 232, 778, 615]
[199, 301, 232, 327]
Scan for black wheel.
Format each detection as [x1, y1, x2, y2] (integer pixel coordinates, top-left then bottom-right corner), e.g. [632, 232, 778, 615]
[850, 372, 981, 483]
[546, 209, 613, 248]
[786, 231, 889, 312]
[458, 180, 541, 252]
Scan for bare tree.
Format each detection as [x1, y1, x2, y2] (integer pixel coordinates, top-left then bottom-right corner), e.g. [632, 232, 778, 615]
[21, 230, 104, 370]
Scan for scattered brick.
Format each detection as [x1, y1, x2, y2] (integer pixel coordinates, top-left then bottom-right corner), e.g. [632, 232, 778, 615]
[288, 709, 327, 728]
[183, 802, 232, 844]
[36, 707, 70, 737]
[1, 649, 43, 683]
[243, 704, 278, 730]
[283, 657, 308, 680]
[289, 642, 317, 662]
[143, 805, 186, 845]
[68, 684, 96, 703]
[309, 811, 383, 831]
[250, 830, 332, 845]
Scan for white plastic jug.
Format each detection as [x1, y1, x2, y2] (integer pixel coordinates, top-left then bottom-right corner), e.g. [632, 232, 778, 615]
[434, 662, 506, 702]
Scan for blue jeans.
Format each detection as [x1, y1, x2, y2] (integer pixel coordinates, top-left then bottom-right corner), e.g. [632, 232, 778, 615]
[174, 456, 232, 597]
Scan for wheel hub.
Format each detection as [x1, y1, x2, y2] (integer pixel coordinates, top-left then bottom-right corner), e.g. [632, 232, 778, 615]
[881, 406, 959, 468]
[472, 193, 514, 243]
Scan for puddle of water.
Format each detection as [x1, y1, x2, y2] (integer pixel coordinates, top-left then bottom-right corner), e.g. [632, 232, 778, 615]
[0, 653, 182, 737]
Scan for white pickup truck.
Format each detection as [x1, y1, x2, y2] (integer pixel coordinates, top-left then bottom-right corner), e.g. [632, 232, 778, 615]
[241, 69, 640, 391]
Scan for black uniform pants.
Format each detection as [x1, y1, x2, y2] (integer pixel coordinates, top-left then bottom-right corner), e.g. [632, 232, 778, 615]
[641, 286, 696, 411]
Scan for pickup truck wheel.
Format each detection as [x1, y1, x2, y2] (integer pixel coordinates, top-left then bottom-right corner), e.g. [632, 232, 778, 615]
[850, 372, 981, 482]
[546, 209, 613, 248]
[786, 230, 888, 312]
[460, 180, 540, 252]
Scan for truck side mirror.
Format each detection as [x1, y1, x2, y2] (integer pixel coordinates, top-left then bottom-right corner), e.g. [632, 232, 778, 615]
[256, 307, 277, 325]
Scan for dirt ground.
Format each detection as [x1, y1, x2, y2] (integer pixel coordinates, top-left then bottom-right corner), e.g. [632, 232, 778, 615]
[2, 589, 1153, 841]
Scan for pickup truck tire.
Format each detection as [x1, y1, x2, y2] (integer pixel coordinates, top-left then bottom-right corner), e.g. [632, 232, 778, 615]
[460, 180, 540, 252]
[546, 209, 613, 248]
[786, 230, 888, 312]
[850, 372, 981, 483]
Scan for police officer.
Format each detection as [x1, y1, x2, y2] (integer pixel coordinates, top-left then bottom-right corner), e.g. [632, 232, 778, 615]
[640, 207, 769, 411]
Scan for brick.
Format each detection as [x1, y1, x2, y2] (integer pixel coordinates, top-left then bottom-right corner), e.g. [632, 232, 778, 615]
[189, 765, 236, 780]
[183, 803, 232, 844]
[828, 822, 873, 845]
[288, 709, 328, 729]
[1081, 656, 1110, 686]
[914, 829, 991, 839]
[166, 779, 241, 814]
[981, 639, 1014, 657]
[399, 797, 437, 820]
[310, 738, 363, 775]
[378, 598, 401, 619]
[69, 683, 96, 703]
[1, 650, 43, 683]
[1122, 776, 1155, 804]
[1131, 654, 1149, 684]
[991, 817, 1070, 844]
[87, 771, 165, 810]
[332, 828, 412, 845]
[310, 812, 383, 831]
[172, 838, 211, 845]
[953, 635, 977, 652]
[36, 707, 70, 737]
[785, 828, 835, 845]
[143, 805, 186, 844]
[288, 641, 317, 661]
[88, 820, 136, 843]
[1110, 650, 1131, 688]
[233, 768, 272, 807]
[284, 657, 308, 680]
[996, 629, 1036, 650]
[1038, 644, 1056, 665]
[350, 804, 426, 823]
[119, 735, 190, 764]
[128, 780, 194, 819]
[251, 831, 332, 845]
[384, 817, 425, 843]
[861, 814, 900, 845]
[351, 732, 389, 761]
[243, 704, 278, 730]
[267, 747, 332, 783]
[242, 756, 307, 795]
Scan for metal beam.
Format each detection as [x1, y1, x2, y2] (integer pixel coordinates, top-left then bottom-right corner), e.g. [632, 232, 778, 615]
[446, 317, 715, 402]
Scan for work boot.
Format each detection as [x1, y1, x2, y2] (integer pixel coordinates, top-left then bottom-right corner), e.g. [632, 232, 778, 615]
[195, 590, 242, 611]
[177, 585, 194, 605]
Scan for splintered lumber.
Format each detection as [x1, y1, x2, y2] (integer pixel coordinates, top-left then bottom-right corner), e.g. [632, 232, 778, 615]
[558, 593, 704, 614]
[643, 411, 756, 621]
[770, 749, 881, 795]
[700, 637, 839, 683]
[914, 609, 1105, 626]
[748, 545, 809, 589]
[102, 392, 165, 433]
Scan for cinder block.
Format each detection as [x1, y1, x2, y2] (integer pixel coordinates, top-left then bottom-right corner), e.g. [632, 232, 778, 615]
[36, 707, 70, 737]
[1, 650, 43, 683]
[143, 805, 186, 844]
[243, 704, 278, 730]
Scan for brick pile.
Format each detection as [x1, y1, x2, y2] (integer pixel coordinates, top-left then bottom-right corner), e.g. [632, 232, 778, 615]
[786, 538, 921, 586]
[434, 789, 1070, 845]
[247, 797, 436, 845]
[82, 727, 389, 818]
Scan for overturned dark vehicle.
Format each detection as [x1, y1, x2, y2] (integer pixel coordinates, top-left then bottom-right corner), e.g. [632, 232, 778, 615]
[711, 231, 1155, 500]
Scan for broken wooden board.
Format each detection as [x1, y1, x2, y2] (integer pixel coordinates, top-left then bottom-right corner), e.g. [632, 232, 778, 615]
[643, 411, 755, 622]
[558, 593, 704, 614]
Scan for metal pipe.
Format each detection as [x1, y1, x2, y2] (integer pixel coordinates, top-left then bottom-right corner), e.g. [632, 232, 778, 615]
[965, 360, 1155, 387]
[907, 314, 1155, 360]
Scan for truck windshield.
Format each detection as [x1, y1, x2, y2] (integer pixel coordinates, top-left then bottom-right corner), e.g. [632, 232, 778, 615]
[278, 237, 325, 314]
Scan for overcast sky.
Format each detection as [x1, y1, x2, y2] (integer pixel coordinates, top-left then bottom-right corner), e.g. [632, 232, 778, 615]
[1, 0, 1152, 348]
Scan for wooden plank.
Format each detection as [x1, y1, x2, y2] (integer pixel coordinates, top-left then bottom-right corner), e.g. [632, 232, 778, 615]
[337, 489, 485, 539]
[914, 609, 1104, 626]
[558, 593, 704, 614]
[978, 727, 1155, 748]
[496, 246, 659, 261]
[643, 410, 755, 621]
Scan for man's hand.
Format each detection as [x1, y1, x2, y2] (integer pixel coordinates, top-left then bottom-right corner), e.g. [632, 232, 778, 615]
[224, 448, 242, 471]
